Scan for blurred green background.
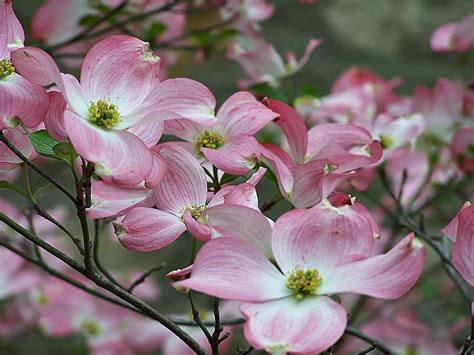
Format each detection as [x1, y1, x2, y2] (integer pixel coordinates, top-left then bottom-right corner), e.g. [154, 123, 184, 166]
[3, 0, 474, 354]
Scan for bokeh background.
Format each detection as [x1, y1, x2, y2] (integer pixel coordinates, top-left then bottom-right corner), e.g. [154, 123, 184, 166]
[3, 0, 474, 354]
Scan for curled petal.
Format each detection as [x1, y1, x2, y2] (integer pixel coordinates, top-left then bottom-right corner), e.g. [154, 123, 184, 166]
[44, 91, 67, 141]
[451, 205, 474, 286]
[216, 91, 279, 141]
[115, 207, 186, 252]
[204, 204, 273, 258]
[319, 233, 426, 299]
[0, 0, 24, 59]
[183, 209, 211, 242]
[0, 74, 49, 129]
[202, 135, 260, 175]
[289, 159, 329, 208]
[176, 237, 290, 302]
[88, 181, 152, 219]
[241, 296, 346, 354]
[263, 98, 308, 164]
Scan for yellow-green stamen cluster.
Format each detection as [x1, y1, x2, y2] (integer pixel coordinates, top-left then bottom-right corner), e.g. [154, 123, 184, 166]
[194, 130, 225, 154]
[286, 268, 322, 299]
[80, 319, 100, 336]
[379, 134, 393, 149]
[189, 205, 207, 220]
[0, 59, 15, 79]
[88, 99, 121, 129]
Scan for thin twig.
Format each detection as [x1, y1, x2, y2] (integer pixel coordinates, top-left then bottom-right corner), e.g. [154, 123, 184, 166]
[345, 327, 393, 355]
[188, 292, 213, 341]
[128, 264, 165, 293]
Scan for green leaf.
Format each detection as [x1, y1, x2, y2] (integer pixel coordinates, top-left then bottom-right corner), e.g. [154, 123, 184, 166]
[29, 130, 76, 164]
[79, 15, 101, 26]
[147, 22, 167, 41]
[29, 130, 60, 159]
[53, 142, 77, 159]
[0, 181, 28, 198]
[297, 83, 318, 97]
[250, 84, 289, 103]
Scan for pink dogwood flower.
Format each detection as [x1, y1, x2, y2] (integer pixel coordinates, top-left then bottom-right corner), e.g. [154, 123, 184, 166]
[0, 126, 35, 175]
[431, 14, 474, 54]
[0, 0, 48, 130]
[227, 35, 321, 88]
[261, 99, 381, 207]
[441, 202, 474, 286]
[177, 205, 426, 353]
[451, 126, 474, 175]
[11, 35, 216, 185]
[114, 143, 266, 251]
[164, 91, 278, 175]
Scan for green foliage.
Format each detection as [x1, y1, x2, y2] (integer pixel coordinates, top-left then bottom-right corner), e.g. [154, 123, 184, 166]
[29, 130, 77, 164]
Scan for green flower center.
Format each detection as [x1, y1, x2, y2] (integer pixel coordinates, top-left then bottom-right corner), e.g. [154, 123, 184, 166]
[0, 59, 15, 79]
[80, 319, 100, 336]
[194, 130, 225, 154]
[286, 268, 322, 299]
[88, 99, 121, 129]
[189, 205, 207, 220]
[380, 134, 393, 149]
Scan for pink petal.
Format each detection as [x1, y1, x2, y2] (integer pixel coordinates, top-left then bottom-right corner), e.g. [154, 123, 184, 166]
[216, 92, 279, 141]
[88, 181, 152, 219]
[127, 78, 217, 127]
[452, 15, 474, 53]
[263, 98, 308, 164]
[202, 135, 260, 175]
[289, 159, 329, 208]
[10, 47, 63, 88]
[273, 197, 376, 275]
[0, 74, 49, 129]
[441, 202, 471, 242]
[385, 150, 429, 207]
[285, 38, 322, 74]
[163, 118, 202, 142]
[241, 296, 346, 354]
[115, 207, 186, 252]
[145, 147, 167, 188]
[451, 205, 474, 286]
[430, 23, 458, 52]
[153, 143, 207, 214]
[319, 233, 426, 299]
[0, 0, 24, 59]
[204, 204, 273, 258]
[452, 126, 474, 174]
[260, 144, 294, 198]
[0, 127, 33, 171]
[44, 91, 67, 141]
[64, 110, 153, 184]
[183, 209, 211, 242]
[81, 35, 161, 115]
[128, 121, 163, 148]
[176, 237, 290, 302]
[31, 0, 88, 46]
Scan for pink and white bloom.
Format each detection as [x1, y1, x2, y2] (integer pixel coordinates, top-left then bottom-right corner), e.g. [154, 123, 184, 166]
[164, 91, 278, 175]
[0, 0, 48, 130]
[431, 15, 474, 54]
[261, 99, 381, 207]
[451, 126, 474, 175]
[412, 78, 464, 141]
[227, 35, 321, 88]
[0, 127, 35, 175]
[12, 35, 216, 185]
[442, 202, 474, 286]
[177, 205, 426, 353]
[0, 248, 40, 300]
[114, 143, 266, 251]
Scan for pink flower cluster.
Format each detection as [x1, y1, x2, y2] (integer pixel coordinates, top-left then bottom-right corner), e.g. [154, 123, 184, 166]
[0, 1, 473, 354]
